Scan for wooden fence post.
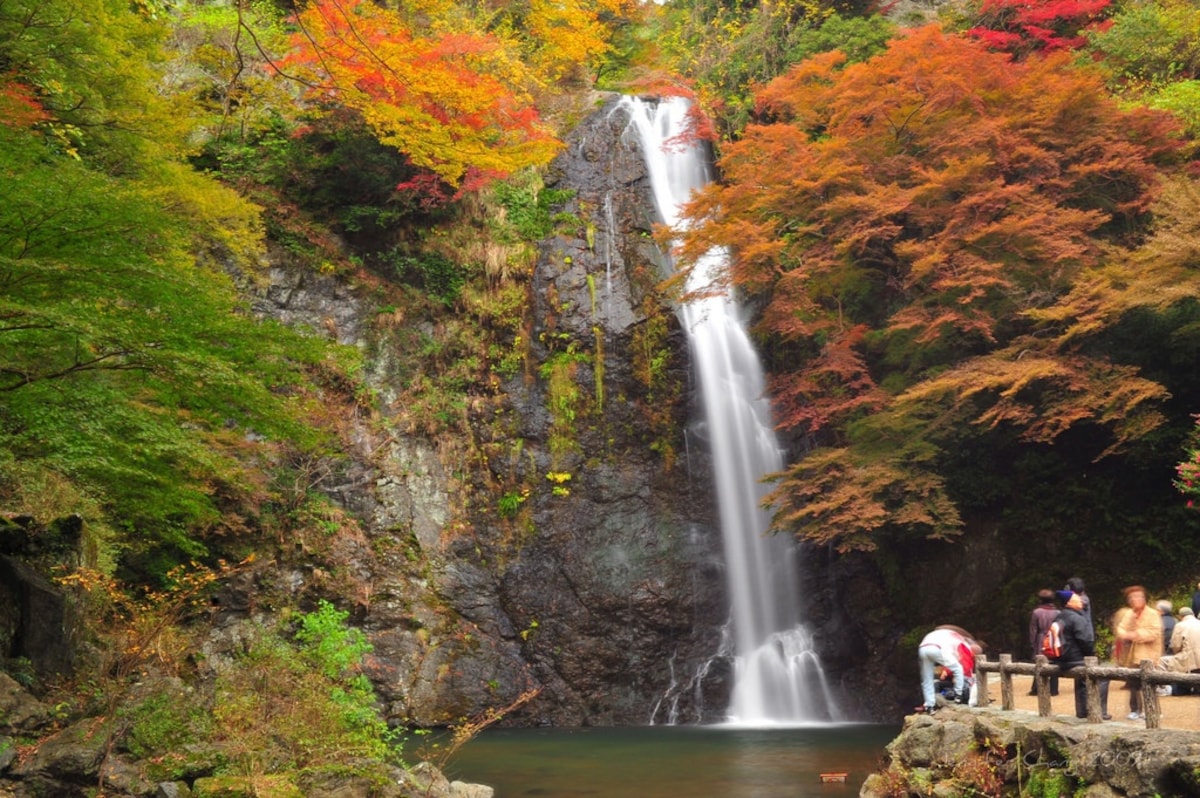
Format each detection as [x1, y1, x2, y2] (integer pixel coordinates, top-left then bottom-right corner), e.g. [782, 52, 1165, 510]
[1141, 659, 1161, 729]
[1034, 655, 1052, 717]
[1084, 656, 1102, 723]
[1000, 654, 1014, 711]
[976, 655, 990, 707]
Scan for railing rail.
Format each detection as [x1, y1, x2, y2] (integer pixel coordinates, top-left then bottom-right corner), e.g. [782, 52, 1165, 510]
[973, 654, 1200, 728]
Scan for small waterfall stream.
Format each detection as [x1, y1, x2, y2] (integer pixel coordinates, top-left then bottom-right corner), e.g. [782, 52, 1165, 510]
[621, 96, 840, 725]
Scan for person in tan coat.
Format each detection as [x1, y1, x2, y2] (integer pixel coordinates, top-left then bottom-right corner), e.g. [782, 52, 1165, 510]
[1158, 606, 1200, 694]
[1113, 585, 1163, 719]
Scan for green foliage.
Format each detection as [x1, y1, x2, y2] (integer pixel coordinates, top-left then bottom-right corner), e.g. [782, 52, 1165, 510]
[629, 298, 683, 466]
[540, 349, 590, 466]
[662, 2, 887, 135]
[120, 690, 216, 780]
[1087, 0, 1200, 91]
[1085, 1, 1200, 140]
[663, 0, 824, 134]
[1025, 765, 1074, 797]
[785, 12, 896, 65]
[0, 119, 357, 581]
[497, 489, 528, 518]
[295, 600, 374, 681]
[0, 0, 190, 171]
[1146, 79, 1200, 138]
[490, 178, 577, 243]
[166, 0, 296, 157]
[213, 605, 399, 778]
[388, 252, 471, 308]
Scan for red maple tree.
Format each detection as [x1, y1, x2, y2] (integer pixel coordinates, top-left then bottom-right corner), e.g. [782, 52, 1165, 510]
[674, 25, 1182, 548]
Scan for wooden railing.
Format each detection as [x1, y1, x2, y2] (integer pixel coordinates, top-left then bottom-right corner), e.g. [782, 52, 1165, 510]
[973, 654, 1200, 729]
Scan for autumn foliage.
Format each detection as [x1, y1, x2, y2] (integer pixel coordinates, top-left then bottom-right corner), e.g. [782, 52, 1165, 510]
[281, 0, 561, 186]
[676, 26, 1183, 549]
[0, 75, 49, 129]
[966, 0, 1113, 58]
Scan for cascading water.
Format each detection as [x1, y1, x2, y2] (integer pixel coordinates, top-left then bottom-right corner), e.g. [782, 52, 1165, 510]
[621, 96, 841, 725]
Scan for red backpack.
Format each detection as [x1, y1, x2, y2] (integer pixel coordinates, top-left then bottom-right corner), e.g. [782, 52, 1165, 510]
[1041, 619, 1063, 659]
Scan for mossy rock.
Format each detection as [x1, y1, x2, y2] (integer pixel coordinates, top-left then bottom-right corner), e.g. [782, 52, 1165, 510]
[192, 774, 303, 798]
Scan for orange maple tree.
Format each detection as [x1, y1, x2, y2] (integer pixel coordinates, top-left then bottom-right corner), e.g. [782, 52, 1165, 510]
[675, 25, 1182, 549]
[280, 0, 561, 186]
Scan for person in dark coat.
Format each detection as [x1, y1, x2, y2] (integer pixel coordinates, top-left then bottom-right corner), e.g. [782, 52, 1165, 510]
[1055, 592, 1110, 719]
[1159, 600, 1177, 651]
[1029, 589, 1060, 696]
[1066, 576, 1093, 628]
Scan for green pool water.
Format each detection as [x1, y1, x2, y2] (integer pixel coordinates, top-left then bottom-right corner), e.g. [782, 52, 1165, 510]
[442, 724, 900, 797]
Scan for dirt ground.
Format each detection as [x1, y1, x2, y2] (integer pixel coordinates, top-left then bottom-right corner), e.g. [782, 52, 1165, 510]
[986, 673, 1200, 731]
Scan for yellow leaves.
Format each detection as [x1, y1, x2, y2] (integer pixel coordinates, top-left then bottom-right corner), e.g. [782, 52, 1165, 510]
[146, 161, 266, 272]
[526, 0, 610, 80]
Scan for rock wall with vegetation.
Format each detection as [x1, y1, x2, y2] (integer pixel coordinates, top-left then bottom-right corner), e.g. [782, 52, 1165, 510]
[241, 94, 730, 727]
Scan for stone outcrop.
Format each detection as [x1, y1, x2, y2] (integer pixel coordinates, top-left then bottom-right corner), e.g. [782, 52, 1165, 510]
[861, 706, 1200, 797]
[0, 671, 491, 798]
[241, 94, 730, 726]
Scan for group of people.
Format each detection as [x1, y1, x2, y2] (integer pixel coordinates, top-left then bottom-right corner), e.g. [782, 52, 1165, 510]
[917, 578, 1200, 720]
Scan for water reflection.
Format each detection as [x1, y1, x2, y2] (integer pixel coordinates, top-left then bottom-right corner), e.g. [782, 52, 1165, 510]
[444, 725, 898, 797]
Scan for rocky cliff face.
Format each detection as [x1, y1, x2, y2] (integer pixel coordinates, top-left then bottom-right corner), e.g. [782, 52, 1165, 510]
[247, 94, 732, 726]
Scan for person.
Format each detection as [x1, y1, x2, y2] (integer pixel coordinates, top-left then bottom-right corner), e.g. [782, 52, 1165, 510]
[1066, 577, 1093, 628]
[934, 631, 982, 705]
[1054, 592, 1110, 720]
[916, 625, 980, 714]
[1113, 585, 1163, 720]
[1028, 589, 1060, 696]
[1159, 606, 1200, 695]
[1158, 600, 1176, 653]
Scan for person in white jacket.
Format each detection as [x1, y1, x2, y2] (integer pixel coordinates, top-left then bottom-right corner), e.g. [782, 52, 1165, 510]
[1159, 606, 1200, 688]
[916, 625, 978, 714]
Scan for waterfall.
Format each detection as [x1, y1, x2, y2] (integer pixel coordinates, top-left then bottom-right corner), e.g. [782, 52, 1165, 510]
[621, 96, 840, 725]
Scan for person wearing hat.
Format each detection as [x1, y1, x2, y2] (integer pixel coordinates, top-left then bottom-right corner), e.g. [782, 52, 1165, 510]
[1065, 577, 1093, 628]
[1055, 591, 1110, 720]
[1029, 589, 1060, 696]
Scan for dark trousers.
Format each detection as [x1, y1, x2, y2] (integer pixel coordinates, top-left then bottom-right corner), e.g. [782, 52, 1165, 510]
[1068, 664, 1109, 718]
[1032, 675, 1059, 696]
[1127, 678, 1142, 713]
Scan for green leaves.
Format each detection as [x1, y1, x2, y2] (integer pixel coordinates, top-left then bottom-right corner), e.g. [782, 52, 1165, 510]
[0, 116, 349, 577]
